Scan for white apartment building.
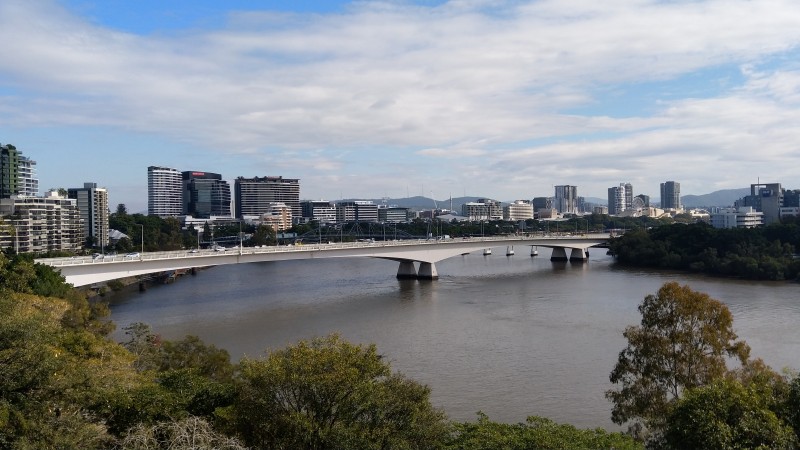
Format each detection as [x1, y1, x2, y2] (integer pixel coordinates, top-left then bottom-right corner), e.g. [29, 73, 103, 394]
[710, 207, 764, 229]
[0, 191, 83, 253]
[148, 166, 183, 217]
[503, 200, 534, 221]
[18, 155, 38, 197]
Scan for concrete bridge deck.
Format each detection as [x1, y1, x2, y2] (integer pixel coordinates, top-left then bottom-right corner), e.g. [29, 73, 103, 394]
[36, 233, 610, 287]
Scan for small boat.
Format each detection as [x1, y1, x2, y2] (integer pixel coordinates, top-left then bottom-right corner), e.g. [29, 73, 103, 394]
[483, 248, 492, 255]
[506, 246, 515, 256]
[531, 246, 538, 257]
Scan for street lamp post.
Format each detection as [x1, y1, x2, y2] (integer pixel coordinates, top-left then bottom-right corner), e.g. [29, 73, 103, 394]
[139, 224, 144, 253]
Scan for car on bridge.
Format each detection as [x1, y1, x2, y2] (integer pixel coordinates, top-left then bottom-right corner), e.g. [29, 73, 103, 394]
[125, 252, 140, 259]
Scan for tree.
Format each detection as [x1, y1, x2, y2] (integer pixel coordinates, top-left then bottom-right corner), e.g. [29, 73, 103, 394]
[246, 224, 276, 247]
[663, 378, 797, 449]
[606, 282, 750, 434]
[446, 413, 642, 450]
[116, 203, 128, 216]
[158, 335, 234, 382]
[232, 334, 448, 449]
[117, 416, 246, 450]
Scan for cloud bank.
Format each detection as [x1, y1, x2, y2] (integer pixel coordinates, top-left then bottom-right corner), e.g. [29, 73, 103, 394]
[1, 0, 800, 202]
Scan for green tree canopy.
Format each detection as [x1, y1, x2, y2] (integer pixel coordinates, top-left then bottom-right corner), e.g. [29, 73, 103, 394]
[446, 413, 642, 450]
[232, 334, 448, 449]
[663, 378, 797, 449]
[606, 282, 750, 434]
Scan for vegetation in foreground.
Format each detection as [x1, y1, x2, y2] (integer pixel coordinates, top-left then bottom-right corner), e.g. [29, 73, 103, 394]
[2, 250, 798, 448]
[606, 281, 800, 448]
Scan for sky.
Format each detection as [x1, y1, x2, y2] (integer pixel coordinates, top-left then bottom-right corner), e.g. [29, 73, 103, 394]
[2, 0, 800, 213]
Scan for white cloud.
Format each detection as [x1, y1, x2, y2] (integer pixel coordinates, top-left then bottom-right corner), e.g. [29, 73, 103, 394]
[2, 0, 800, 201]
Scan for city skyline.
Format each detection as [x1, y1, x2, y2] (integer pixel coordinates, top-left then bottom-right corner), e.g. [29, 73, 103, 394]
[2, 0, 800, 212]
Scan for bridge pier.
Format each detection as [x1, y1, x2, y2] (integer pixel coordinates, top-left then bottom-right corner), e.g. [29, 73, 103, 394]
[418, 262, 439, 280]
[396, 261, 418, 279]
[550, 247, 568, 261]
[570, 248, 588, 262]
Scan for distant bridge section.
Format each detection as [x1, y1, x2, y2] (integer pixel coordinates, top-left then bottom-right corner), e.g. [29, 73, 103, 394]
[36, 234, 611, 287]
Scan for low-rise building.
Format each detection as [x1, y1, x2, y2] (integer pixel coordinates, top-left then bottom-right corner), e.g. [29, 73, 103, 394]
[462, 199, 502, 221]
[336, 201, 378, 223]
[378, 205, 410, 223]
[503, 200, 534, 221]
[245, 202, 293, 231]
[301, 200, 337, 224]
[710, 207, 764, 229]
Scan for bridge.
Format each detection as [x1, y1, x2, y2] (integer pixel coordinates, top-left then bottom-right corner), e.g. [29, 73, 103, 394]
[35, 234, 611, 287]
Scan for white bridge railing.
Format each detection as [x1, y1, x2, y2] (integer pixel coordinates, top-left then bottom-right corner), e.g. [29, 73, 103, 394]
[38, 233, 610, 267]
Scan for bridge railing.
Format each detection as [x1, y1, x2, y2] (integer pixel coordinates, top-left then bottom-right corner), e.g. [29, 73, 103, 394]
[37, 233, 610, 267]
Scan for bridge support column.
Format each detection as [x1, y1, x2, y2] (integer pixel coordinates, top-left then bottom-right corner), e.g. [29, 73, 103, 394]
[570, 248, 588, 262]
[550, 247, 568, 261]
[396, 261, 417, 279]
[418, 262, 439, 280]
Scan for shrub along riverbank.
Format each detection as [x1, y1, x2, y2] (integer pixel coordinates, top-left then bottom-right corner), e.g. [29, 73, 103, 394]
[608, 220, 800, 281]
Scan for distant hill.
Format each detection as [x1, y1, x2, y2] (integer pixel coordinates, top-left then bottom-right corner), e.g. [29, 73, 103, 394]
[681, 188, 750, 208]
[334, 190, 750, 211]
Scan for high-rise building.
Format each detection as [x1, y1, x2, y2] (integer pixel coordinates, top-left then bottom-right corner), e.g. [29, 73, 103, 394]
[68, 182, 109, 249]
[607, 184, 626, 215]
[660, 181, 681, 210]
[148, 166, 183, 217]
[1, 144, 20, 198]
[531, 197, 552, 211]
[624, 183, 633, 209]
[234, 176, 300, 220]
[554, 185, 578, 214]
[183, 171, 231, 218]
[18, 155, 38, 197]
[0, 145, 37, 198]
[736, 183, 783, 225]
[0, 190, 83, 253]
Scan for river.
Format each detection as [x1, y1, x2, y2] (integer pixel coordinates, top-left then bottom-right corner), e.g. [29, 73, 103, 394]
[107, 248, 800, 429]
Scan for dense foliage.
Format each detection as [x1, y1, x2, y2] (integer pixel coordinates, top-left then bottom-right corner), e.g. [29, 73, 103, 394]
[446, 413, 642, 450]
[609, 222, 800, 280]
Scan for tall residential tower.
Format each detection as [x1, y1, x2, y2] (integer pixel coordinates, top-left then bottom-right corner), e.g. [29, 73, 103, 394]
[68, 182, 109, 248]
[148, 166, 183, 217]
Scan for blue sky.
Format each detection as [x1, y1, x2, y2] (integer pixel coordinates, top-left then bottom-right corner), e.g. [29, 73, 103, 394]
[2, 0, 800, 212]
